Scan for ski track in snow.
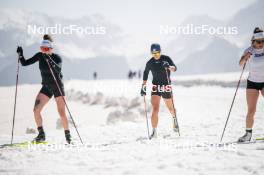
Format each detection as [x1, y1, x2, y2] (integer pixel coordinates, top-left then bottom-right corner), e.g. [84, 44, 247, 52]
[0, 79, 264, 175]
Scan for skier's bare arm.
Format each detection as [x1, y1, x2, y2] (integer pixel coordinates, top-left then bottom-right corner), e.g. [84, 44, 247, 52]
[239, 52, 251, 66]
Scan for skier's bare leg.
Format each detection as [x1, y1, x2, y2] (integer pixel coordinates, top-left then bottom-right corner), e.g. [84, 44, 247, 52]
[55, 96, 69, 130]
[246, 89, 259, 128]
[261, 88, 264, 97]
[33, 93, 50, 127]
[163, 98, 176, 118]
[151, 95, 161, 128]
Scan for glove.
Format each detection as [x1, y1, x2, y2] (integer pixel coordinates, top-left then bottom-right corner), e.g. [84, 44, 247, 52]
[163, 61, 170, 69]
[140, 85, 146, 96]
[16, 46, 23, 57]
[248, 46, 254, 55]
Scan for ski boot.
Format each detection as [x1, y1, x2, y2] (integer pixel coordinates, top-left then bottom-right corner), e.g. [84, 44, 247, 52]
[33, 127, 45, 142]
[238, 130, 252, 143]
[65, 130, 72, 144]
[149, 128, 157, 140]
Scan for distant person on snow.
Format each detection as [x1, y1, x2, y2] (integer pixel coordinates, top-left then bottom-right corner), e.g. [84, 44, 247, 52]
[128, 70, 133, 79]
[133, 71, 137, 79]
[93, 71, 97, 80]
[138, 70, 142, 79]
[238, 27, 264, 142]
[16, 34, 72, 144]
[140, 43, 178, 139]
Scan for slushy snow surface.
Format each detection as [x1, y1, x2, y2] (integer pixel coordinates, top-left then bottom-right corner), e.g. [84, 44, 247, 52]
[0, 77, 264, 175]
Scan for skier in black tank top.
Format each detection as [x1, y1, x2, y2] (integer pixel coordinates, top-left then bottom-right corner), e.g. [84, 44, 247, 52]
[140, 43, 179, 139]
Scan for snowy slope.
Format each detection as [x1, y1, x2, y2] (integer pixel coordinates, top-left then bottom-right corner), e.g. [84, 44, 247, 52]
[172, 71, 249, 88]
[0, 78, 264, 175]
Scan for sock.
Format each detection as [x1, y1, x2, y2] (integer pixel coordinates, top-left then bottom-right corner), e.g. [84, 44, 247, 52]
[246, 128, 252, 133]
[37, 126, 44, 134]
[64, 130, 70, 135]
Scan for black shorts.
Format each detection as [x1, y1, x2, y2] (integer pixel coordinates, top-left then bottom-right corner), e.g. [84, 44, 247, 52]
[151, 85, 172, 99]
[40, 83, 65, 98]
[247, 80, 264, 91]
[151, 91, 172, 99]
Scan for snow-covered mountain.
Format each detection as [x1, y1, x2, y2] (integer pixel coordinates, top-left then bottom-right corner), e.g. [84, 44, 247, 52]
[0, 0, 264, 84]
[165, 14, 223, 64]
[0, 9, 125, 59]
[0, 43, 129, 86]
[177, 37, 240, 75]
[0, 9, 130, 85]
[227, 0, 264, 46]
[165, 0, 263, 75]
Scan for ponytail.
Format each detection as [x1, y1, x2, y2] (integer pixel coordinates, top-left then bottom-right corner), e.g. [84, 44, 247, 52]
[43, 34, 53, 42]
[253, 27, 263, 34]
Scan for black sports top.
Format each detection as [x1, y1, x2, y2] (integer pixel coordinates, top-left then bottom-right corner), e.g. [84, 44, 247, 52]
[20, 52, 63, 85]
[143, 55, 176, 85]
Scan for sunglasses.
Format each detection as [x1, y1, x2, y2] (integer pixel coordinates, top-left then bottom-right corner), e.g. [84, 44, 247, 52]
[152, 52, 160, 55]
[255, 40, 264, 44]
[40, 47, 51, 52]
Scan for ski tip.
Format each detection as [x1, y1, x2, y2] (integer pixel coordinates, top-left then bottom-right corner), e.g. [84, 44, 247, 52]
[0, 141, 49, 149]
[256, 137, 264, 141]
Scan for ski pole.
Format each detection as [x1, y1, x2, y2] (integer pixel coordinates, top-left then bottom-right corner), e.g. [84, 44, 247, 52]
[43, 54, 84, 144]
[165, 68, 180, 136]
[220, 63, 247, 142]
[11, 54, 20, 144]
[143, 94, 150, 139]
